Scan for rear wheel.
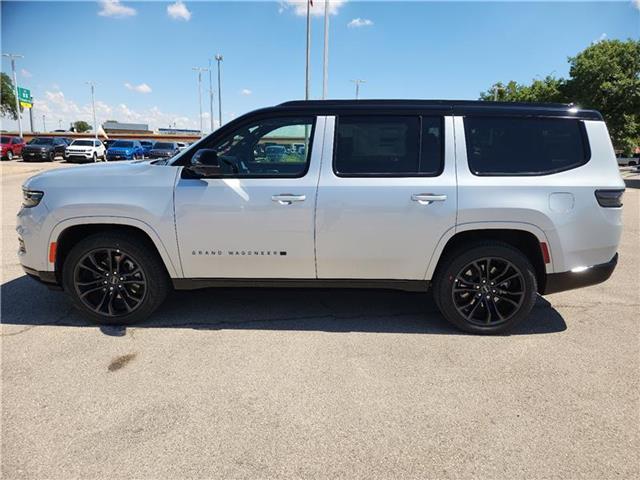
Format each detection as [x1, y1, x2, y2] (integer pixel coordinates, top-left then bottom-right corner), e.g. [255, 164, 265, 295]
[62, 233, 170, 325]
[433, 242, 537, 334]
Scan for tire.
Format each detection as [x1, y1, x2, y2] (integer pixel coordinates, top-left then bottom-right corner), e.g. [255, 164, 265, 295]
[630, 161, 637, 167]
[432, 241, 537, 334]
[62, 232, 170, 325]
[92, 152, 97, 163]
[48, 151, 55, 162]
[5, 150, 13, 160]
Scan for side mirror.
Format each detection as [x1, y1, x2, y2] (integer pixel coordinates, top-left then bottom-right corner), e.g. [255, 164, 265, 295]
[184, 149, 222, 178]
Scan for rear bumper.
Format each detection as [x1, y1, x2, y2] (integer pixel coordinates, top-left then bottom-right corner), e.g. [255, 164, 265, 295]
[22, 266, 62, 290]
[542, 253, 618, 295]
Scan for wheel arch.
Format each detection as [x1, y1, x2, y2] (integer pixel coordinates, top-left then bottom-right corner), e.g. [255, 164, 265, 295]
[50, 217, 181, 282]
[425, 223, 552, 293]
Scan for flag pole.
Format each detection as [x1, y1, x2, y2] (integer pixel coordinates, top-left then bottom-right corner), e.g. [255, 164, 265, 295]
[305, 0, 311, 100]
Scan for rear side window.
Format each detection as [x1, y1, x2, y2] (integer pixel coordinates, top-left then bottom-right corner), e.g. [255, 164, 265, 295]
[464, 117, 589, 176]
[334, 116, 443, 176]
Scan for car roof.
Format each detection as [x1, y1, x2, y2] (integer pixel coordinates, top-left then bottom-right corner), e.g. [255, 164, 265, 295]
[269, 99, 602, 121]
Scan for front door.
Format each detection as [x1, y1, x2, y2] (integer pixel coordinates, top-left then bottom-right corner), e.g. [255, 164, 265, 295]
[316, 114, 457, 280]
[174, 115, 324, 278]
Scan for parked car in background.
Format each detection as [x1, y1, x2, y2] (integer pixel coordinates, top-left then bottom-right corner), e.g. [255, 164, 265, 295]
[1, 136, 25, 160]
[265, 144, 287, 162]
[148, 141, 180, 159]
[140, 140, 155, 157]
[106, 140, 144, 161]
[65, 139, 106, 163]
[616, 154, 639, 167]
[22, 137, 67, 162]
[103, 139, 115, 151]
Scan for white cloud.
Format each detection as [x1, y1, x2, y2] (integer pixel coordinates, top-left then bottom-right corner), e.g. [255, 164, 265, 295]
[593, 33, 607, 44]
[279, 0, 346, 17]
[167, 1, 191, 21]
[348, 17, 373, 28]
[240, 89, 252, 95]
[3, 88, 214, 133]
[20, 68, 32, 78]
[124, 82, 152, 94]
[98, 0, 136, 18]
[633, 0, 640, 11]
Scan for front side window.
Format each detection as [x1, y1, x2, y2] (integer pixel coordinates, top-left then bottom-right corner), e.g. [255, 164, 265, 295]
[334, 116, 443, 176]
[196, 116, 314, 177]
[464, 116, 589, 175]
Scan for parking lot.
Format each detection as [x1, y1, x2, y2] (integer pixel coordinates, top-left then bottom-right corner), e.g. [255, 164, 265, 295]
[1, 159, 639, 478]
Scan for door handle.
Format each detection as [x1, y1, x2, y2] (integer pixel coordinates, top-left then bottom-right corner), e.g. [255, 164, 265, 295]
[411, 193, 447, 205]
[272, 194, 306, 205]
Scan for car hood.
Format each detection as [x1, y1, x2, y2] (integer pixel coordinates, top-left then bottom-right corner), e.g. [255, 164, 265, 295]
[23, 160, 170, 191]
[24, 144, 53, 150]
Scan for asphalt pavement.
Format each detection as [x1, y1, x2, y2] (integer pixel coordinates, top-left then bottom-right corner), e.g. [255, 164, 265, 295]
[1, 160, 639, 479]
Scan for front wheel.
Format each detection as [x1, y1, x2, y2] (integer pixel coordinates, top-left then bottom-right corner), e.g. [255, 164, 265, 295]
[92, 152, 97, 163]
[6, 150, 13, 160]
[62, 233, 170, 325]
[433, 242, 537, 334]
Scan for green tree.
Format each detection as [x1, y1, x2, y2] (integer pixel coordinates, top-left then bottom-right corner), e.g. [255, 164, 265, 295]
[73, 120, 92, 133]
[480, 77, 568, 103]
[566, 39, 640, 155]
[1, 72, 19, 119]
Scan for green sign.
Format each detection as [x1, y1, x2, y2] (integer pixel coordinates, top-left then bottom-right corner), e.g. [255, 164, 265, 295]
[17, 87, 31, 102]
[17, 86, 32, 108]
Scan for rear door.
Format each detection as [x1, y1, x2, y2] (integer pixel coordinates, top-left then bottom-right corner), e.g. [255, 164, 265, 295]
[174, 115, 325, 279]
[315, 114, 457, 280]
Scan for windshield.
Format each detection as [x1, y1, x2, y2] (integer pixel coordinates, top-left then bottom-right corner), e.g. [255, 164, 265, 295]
[29, 138, 53, 145]
[71, 140, 93, 146]
[154, 142, 174, 149]
[111, 141, 133, 148]
[1, 136, 14, 143]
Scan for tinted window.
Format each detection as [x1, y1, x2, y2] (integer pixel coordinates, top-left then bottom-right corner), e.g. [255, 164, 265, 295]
[111, 141, 133, 148]
[154, 142, 175, 149]
[195, 116, 314, 177]
[334, 116, 443, 176]
[464, 117, 589, 175]
[72, 140, 93, 146]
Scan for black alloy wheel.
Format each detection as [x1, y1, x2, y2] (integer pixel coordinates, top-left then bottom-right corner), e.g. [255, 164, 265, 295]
[73, 248, 147, 318]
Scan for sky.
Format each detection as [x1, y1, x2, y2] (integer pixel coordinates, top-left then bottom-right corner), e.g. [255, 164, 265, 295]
[1, 0, 639, 133]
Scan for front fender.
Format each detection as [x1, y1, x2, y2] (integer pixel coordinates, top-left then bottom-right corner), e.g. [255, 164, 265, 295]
[48, 216, 181, 278]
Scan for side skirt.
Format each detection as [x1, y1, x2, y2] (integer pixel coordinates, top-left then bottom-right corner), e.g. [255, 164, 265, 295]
[172, 278, 430, 293]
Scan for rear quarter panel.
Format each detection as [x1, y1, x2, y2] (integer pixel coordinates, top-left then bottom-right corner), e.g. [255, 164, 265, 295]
[454, 117, 624, 273]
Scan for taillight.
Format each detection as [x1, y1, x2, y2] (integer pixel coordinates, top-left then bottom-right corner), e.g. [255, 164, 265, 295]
[595, 189, 624, 208]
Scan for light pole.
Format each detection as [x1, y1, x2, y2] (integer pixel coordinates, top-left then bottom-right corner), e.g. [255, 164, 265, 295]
[351, 79, 366, 99]
[192, 67, 208, 135]
[42, 114, 46, 132]
[215, 54, 223, 126]
[2, 53, 24, 136]
[208, 58, 215, 132]
[86, 81, 98, 139]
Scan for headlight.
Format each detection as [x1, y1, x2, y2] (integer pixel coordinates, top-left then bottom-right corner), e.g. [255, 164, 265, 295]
[22, 188, 44, 208]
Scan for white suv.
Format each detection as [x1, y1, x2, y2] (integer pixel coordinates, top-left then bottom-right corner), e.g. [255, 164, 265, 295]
[17, 100, 624, 334]
[65, 139, 106, 163]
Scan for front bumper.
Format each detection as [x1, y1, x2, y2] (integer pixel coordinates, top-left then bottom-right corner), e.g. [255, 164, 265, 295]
[542, 253, 618, 295]
[22, 150, 51, 161]
[106, 153, 133, 160]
